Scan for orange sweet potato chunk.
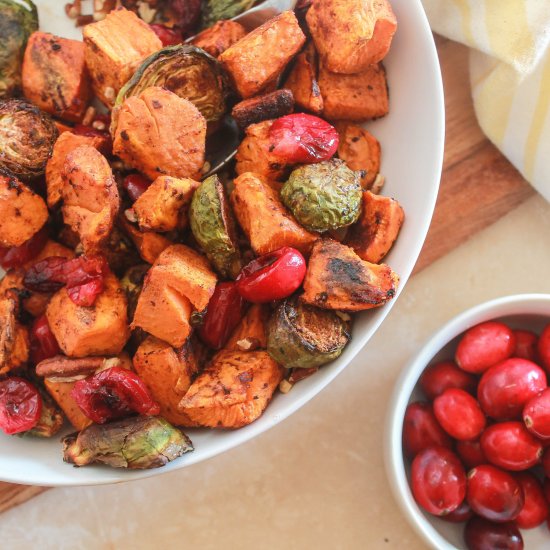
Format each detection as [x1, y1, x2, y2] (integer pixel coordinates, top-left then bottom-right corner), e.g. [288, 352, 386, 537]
[219, 11, 306, 98]
[224, 304, 270, 351]
[231, 172, 317, 256]
[192, 20, 247, 58]
[44, 379, 92, 431]
[22, 32, 92, 122]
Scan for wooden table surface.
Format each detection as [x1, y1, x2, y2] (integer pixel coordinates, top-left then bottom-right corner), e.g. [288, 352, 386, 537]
[0, 35, 536, 513]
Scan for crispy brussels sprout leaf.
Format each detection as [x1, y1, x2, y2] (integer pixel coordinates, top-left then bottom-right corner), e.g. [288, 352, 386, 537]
[0, 0, 38, 98]
[62, 415, 194, 469]
[116, 44, 230, 123]
[200, 0, 255, 29]
[0, 99, 58, 179]
[189, 174, 241, 278]
[267, 297, 350, 369]
[120, 264, 149, 320]
[281, 159, 362, 233]
[25, 396, 64, 438]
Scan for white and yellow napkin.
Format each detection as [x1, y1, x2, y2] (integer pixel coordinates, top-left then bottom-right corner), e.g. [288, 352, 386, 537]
[422, 0, 550, 201]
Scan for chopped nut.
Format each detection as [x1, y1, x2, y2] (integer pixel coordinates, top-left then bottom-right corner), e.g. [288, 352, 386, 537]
[335, 311, 352, 322]
[36, 355, 111, 378]
[236, 337, 261, 351]
[279, 379, 293, 394]
[104, 86, 116, 102]
[76, 14, 94, 27]
[65, 1, 82, 19]
[81, 106, 96, 127]
[288, 367, 319, 384]
[370, 173, 385, 195]
[138, 2, 157, 24]
[124, 208, 138, 223]
[201, 161, 211, 175]
[92, 120, 106, 131]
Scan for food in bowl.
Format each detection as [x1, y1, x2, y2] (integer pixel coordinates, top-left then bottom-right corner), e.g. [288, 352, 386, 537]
[403, 319, 550, 549]
[0, 0, 405, 471]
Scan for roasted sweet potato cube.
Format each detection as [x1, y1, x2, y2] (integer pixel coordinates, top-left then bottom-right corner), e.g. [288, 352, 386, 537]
[319, 62, 389, 122]
[46, 131, 110, 208]
[132, 245, 217, 347]
[179, 350, 284, 428]
[231, 90, 294, 130]
[118, 216, 172, 264]
[192, 20, 247, 58]
[224, 304, 270, 352]
[283, 44, 323, 114]
[133, 336, 199, 427]
[46, 273, 130, 357]
[131, 176, 200, 232]
[301, 239, 399, 311]
[0, 293, 29, 375]
[307, 0, 397, 74]
[336, 123, 381, 189]
[44, 379, 92, 431]
[231, 172, 317, 256]
[0, 175, 48, 248]
[22, 32, 92, 122]
[235, 120, 293, 181]
[219, 11, 306, 98]
[345, 191, 404, 263]
[112, 87, 206, 181]
[83, 7, 162, 106]
[62, 145, 120, 253]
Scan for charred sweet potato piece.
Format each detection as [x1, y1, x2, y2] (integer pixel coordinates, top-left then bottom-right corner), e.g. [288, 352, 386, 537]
[301, 239, 399, 311]
[61, 145, 120, 253]
[0, 174, 48, 248]
[118, 216, 172, 264]
[83, 7, 162, 107]
[22, 32, 92, 122]
[319, 62, 389, 121]
[46, 131, 110, 208]
[0, 293, 29, 375]
[231, 172, 317, 256]
[231, 90, 294, 130]
[336, 123, 381, 189]
[132, 244, 217, 347]
[133, 336, 199, 427]
[235, 120, 294, 181]
[219, 11, 306, 98]
[179, 350, 284, 428]
[345, 191, 404, 264]
[46, 273, 130, 357]
[112, 87, 206, 181]
[192, 20, 247, 58]
[307, 0, 396, 74]
[283, 43, 323, 114]
[225, 304, 270, 351]
[131, 176, 200, 232]
[44, 379, 91, 431]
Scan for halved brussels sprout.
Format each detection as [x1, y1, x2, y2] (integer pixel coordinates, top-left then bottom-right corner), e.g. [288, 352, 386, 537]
[116, 44, 230, 123]
[281, 159, 362, 233]
[62, 415, 194, 469]
[0, 0, 38, 98]
[121, 264, 149, 320]
[25, 395, 64, 438]
[267, 296, 350, 369]
[200, 0, 255, 29]
[0, 99, 58, 179]
[189, 174, 241, 279]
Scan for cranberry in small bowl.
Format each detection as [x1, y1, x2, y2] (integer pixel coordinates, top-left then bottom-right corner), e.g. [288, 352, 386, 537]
[385, 294, 550, 550]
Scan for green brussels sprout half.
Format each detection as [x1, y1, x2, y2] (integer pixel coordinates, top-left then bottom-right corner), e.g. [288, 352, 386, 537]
[0, 0, 38, 98]
[116, 44, 230, 123]
[281, 159, 363, 233]
[200, 0, 255, 29]
[0, 98, 58, 179]
[121, 264, 149, 320]
[267, 297, 350, 369]
[189, 174, 241, 279]
[25, 395, 64, 438]
[62, 415, 194, 469]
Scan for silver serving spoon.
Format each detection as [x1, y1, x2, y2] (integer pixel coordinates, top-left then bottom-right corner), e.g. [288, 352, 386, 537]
[202, 0, 298, 177]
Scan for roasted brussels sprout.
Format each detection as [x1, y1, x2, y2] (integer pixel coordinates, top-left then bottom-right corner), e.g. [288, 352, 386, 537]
[0, 99, 58, 179]
[281, 159, 362, 233]
[267, 297, 350, 369]
[0, 0, 38, 98]
[189, 174, 241, 278]
[62, 415, 194, 469]
[121, 264, 149, 320]
[25, 395, 64, 438]
[200, 0, 255, 29]
[116, 45, 230, 123]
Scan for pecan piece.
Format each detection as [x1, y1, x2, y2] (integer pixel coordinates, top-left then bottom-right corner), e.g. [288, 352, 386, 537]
[36, 355, 122, 380]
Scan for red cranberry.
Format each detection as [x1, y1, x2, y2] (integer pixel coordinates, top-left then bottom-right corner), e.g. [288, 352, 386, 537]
[514, 472, 548, 529]
[433, 388, 486, 440]
[513, 329, 538, 361]
[419, 361, 477, 400]
[463, 516, 523, 550]
[456, 439, 487, 469]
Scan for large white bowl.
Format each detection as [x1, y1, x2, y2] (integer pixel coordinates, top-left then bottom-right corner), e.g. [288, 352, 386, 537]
[385, 294, 550, 550]
[0, 0, 444, 485]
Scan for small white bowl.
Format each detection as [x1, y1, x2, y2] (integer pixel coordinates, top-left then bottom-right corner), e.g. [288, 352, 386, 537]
[385, 294, 550, 550]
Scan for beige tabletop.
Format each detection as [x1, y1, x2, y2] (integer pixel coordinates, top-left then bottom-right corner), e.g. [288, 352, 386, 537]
[2, 195, 550, 548]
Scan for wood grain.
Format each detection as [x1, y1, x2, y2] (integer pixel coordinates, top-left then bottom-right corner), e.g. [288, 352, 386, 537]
[0, 36, 536, 512]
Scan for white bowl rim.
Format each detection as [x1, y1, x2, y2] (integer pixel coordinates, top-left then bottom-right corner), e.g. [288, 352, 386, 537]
[384, 293, 550, 550]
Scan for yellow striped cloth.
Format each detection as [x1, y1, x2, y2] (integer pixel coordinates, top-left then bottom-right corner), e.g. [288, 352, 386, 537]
[422, 0, 550, 201]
